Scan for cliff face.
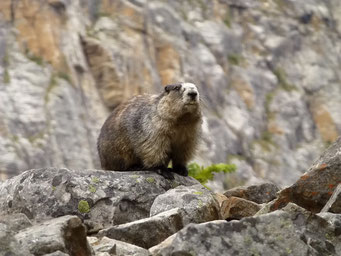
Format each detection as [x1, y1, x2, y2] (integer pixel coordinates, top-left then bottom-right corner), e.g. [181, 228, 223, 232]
[0, 0, 340, 187]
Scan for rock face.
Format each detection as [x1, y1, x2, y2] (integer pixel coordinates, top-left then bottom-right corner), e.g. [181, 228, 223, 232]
[1, 0, 341, 190]
[0, 168, 198, 229]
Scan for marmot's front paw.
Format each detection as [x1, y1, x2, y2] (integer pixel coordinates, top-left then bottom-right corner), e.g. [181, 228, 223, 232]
[153, 166, 175, 180]
[172, 165, 188, 176]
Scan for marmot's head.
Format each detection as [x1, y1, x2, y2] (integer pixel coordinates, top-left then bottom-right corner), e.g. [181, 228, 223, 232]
[160, 82, 201, 121]
[164, 82, 200, 109]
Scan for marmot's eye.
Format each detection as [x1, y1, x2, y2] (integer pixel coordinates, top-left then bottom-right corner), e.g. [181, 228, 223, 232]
[174, 85, 180, 91]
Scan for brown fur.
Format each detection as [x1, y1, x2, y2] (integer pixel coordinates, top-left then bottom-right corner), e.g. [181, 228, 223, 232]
[97, 83, 202, 177]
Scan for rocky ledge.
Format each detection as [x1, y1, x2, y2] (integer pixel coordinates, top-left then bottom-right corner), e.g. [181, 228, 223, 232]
[1, 137, 341, 255]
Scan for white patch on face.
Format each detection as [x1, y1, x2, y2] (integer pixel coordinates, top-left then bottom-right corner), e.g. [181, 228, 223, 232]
[181, 83, 200, 104]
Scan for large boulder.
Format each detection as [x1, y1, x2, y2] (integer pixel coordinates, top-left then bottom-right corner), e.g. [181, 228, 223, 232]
[150, 203, 340, 256]
[271, 137, 341, 213]
[0, 168, 198, 230]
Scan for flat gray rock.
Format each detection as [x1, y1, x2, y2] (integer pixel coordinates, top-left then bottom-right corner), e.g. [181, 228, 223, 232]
[88, 236, 150, 256]
[151, 203, 340, 256]
[99, 208, 184, 249]
[0, 168, 198, 229]
[14, 215, 92, 256]
[150, 184, 221, 225]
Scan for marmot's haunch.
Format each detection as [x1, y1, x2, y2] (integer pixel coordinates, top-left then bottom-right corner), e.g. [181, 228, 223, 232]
[97, 82, 202, 179]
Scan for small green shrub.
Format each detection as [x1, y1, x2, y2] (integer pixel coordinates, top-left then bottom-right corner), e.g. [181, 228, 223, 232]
[188, 163, 236, 185]
[228, 54, 244, 66]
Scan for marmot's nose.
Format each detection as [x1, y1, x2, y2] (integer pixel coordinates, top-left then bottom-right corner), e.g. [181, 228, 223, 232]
[188, 91, 198, 100]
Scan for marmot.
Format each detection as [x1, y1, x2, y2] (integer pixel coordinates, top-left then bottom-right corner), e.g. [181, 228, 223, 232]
[97, 82, 202, 179]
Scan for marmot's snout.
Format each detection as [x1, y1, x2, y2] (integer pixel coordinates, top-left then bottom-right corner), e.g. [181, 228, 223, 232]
[182, 83, 200, 105]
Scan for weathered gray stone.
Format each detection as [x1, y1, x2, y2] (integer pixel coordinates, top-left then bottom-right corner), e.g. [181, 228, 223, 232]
[14, 215, 92, 256]
[88, 236, 150, 256]
[223, 182, 280, 204]
[150, 184, 221, 225]
[221, 196, 262, 220]
[99, 208, 184, 249]
[0, 217, 32, 256]
[43, 251, 69, 256]
[150, 203, 340, 256]
[317, 212, 341, 238]
[0, 213, 32, 233]
[0, 168, 198, 229]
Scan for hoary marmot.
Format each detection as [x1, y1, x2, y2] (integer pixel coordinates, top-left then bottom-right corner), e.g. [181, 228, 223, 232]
[97, 82, 202, 179]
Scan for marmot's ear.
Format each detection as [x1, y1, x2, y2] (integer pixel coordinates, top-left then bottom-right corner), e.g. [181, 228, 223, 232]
[165, 84, 181, 93]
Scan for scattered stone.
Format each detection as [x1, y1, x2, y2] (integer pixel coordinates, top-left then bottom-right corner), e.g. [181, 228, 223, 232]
[150, 184, 221, 225]
[223, 182, 280, 204]
[43, 251, 70, 256]
[221, 196, 262, 220]
[0, 213, 32, 232]
[0, 168, 198, 229]
[151, 203, 340, 256]
[317, 212, 341, 237]
[0, 216, 32, 256]
[14, 215, 92, 256]
[271, 137, 341, 213]
[88, 236, 149, 256]
[320, 184, 341, 213]
[98, 208, 184, 249]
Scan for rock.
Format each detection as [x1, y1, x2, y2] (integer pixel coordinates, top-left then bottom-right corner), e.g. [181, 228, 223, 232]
[98, 208, 184, 249]
[0, 213, 32, 232]
[317, 212, 341, 236]
[0, 215, 92, 256]
[14, 215, 92, 256]
[43, 251, 70, 256]
[320, 184, 341, 213]
[223, 182, 280, 204]
[221, 196, 261, 220]
[88, 236, 149, 256]
[151, 203, 340, 256]
[271, 137, 341, 213]
[149, 184, 221, 225]
[0, 168, 198, 229]
[0, 214, 33, 256]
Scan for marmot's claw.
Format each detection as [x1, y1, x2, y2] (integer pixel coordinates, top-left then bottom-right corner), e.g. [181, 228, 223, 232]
[172, 165, 188, 176]
[154, 166, 175, 180]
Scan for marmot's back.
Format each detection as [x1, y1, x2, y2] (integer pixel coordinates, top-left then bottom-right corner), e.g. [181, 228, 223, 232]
[97, 83, 202, 178]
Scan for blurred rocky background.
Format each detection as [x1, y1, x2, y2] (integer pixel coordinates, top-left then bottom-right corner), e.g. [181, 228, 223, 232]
[0, 0, 340, 189]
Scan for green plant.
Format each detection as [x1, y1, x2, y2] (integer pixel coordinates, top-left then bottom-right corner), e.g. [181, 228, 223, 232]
[228, 54, 244, 66]
[273, 68, 296, 91]
[188, 163, 236, 185]
[224, 10, 231, 28]
[57, 71, 72, 83]
[3, 69, 10, 84]
[78, 200, 90, 213]
[25, 49, 44, 66]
